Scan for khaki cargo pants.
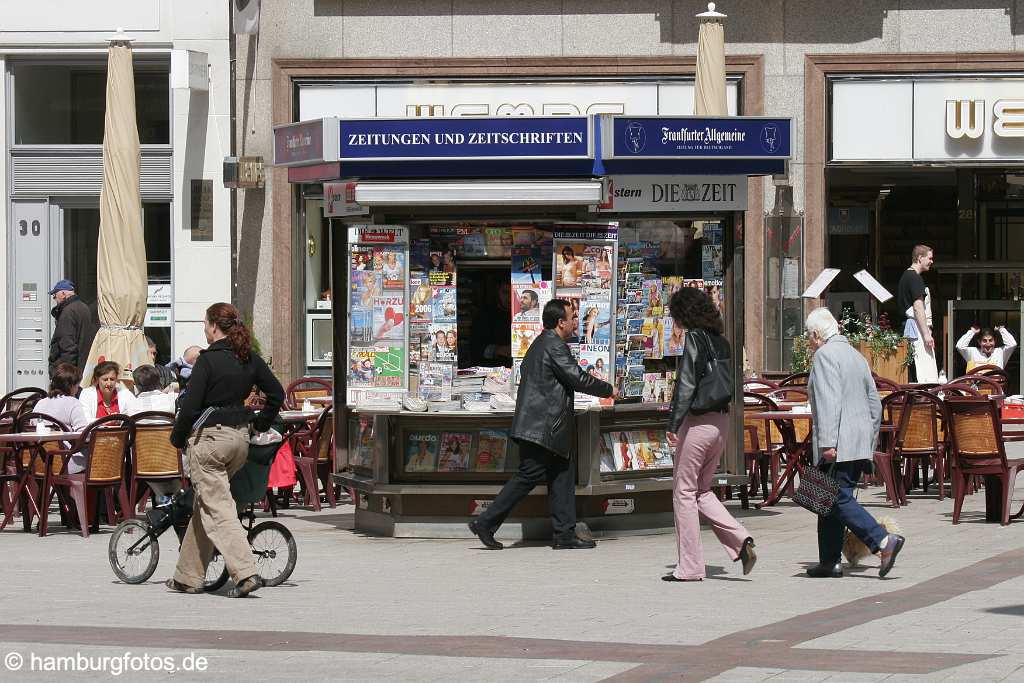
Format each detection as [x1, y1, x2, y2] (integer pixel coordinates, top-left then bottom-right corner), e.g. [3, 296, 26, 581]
[173, 425, 256, 588]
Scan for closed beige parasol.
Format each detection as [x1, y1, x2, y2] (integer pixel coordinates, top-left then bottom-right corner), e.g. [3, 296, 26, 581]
[695, 2, 728, 117]
[81, 32, 150, 388]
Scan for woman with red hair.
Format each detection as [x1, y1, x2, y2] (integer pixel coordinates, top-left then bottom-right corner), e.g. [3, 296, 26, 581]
[166, 303, 284, 598]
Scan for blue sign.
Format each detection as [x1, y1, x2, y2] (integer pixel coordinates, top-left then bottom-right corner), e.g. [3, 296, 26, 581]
[339, 117, 592, 160]
[606, 116, 791, 159]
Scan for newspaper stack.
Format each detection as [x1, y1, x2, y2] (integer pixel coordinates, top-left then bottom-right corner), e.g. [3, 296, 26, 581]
[460, 392, 494, 411]
[482, 366, 513, 394]
[427, 399, 462, 412]
[452, 367, 487, 393]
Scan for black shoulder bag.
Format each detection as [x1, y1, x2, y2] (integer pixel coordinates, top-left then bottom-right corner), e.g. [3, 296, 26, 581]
[689, 329, 734, 414]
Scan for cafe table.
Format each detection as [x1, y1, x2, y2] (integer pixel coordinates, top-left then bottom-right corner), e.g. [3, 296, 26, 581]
[0, 430, 81, 537]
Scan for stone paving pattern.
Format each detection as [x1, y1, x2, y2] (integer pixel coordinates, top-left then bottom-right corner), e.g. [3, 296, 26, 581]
[2, 480, 1023, 681]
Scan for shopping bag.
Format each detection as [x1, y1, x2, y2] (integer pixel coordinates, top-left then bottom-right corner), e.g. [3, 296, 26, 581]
[793, 463, 840, 516]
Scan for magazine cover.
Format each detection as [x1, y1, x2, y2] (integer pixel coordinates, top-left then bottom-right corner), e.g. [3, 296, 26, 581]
[376, 248, 406, 289]
[474, 430, 508, 472]
[663, 317, 685, 356]
[579, 345, 610, 382]
[599, 433, 616, 473]
[640, 319, 656, 358]
[626, 349, 645, 367]
[372, 295, 405, 340]
[372, 345, 404, 388]
[644, 278, 664, 315]
[702, 244, 724, 284]
[625, 365, 645, 398]
[409, 276, 433, 322]
[427, 324, 457, 362]
[411, 238, 432, 272]
[626, 334, 646, 353]
[663, 276, 684, 298]
[484, 228, 512, 257]
[683, 278, 706, 291]
[411, 325, 431, 362]
[623, 289, 643, 305]
[630, 431, 655, 469]
[350, 270, 382, 310]
[512, 282, 550, 323]
[348, 347, 376, 387]
[654, 377, 670, 404]
[350, 419, 375, 468]
[650, 317, 665, 359]
[418, 362, 453, 401]
[431, 286, 457, 323]
[511, 323, 542, 358]
[579, 300, 611, 345]
[559, 293, 582, 344]
[428, 270, 456, 287]
[625, 272, 645, 290]
[405, 433, 440, 472]
[350, 246, 373, 272]
[555, 244, 589, 288]
[642, 373, 660, 402]
[511, 248, 543, 284]
[703, 221, 724, 246]
[350, 307, 373, 345]
[648, 430, 674, 468]
[437, 432, 473, 472]
[608, 431, 637, 471]
[461, 230, 486, 257]
[581, 244, 614, 288]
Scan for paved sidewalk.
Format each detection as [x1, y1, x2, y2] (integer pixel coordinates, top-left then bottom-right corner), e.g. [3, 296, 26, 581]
[1, 480, 1023, 681]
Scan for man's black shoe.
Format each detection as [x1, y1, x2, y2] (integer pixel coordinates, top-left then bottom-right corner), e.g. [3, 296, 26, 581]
[806, 562, 843, 578]
[552, 536, 596, 550]
[878, 534, 905, 578]
[468, 520, 503, 549]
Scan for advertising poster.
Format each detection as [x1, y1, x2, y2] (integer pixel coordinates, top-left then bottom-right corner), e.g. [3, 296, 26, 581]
[372, 295, 405, 340]
[405, 433, 440, 472]
[474, 430, 509, 472]
[437, 433, 473, 472]
[431, 286, 457, 323]
[512, 281, 550, 323]
[427, 324, 457, 363]
[511, 323, 542, 358]
[376, 247, 406, 289]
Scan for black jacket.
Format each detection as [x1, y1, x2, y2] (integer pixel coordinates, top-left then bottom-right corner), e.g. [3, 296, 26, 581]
[170, 338, 285, 448]
[49, 295, 99, 375]
[668, 329, 731, 434]
[511, 329, 613, 458]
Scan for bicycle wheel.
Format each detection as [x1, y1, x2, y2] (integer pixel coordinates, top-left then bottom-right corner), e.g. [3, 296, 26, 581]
[108, 519, 160, 585]
[203, 549, 229, 592]
[248, 521, 297, 587]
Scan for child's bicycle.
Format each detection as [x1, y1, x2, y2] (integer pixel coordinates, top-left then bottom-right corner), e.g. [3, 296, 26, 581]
[107, 434, 296, 590]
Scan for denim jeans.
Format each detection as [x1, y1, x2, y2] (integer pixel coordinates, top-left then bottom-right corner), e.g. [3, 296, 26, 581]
[817, 460, 888, 565]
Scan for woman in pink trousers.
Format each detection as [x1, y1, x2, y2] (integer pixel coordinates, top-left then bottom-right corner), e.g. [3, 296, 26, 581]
[663, 288, 756, 581]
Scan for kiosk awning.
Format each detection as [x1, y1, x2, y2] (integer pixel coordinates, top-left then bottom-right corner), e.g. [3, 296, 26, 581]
[353, 180, 604, 206]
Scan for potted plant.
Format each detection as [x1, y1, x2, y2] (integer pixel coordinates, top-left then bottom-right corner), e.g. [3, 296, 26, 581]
[790, 311, 912, 383]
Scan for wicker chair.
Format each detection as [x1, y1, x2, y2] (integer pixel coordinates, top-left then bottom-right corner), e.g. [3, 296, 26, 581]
[874, 392, 909, 507]
[285, 377, 333, 410]
[293, 408, 336, 511]
[943, 397, 1024, 525]
[779, 372, 809, 387]
[0, 388, 46, 418]
[0, 410, 24, 527]
[967, 364, 1009, 390]
[743, 392, 780, 499]
[743, 378, 779, 394]
[891, 390, 947, 500]
[948, 374, 1004, 400]
[873, 375, 901, 398]
[48, 415, 132, 538]
[128, 412, 186, 513]
[10, 413, 72, 535]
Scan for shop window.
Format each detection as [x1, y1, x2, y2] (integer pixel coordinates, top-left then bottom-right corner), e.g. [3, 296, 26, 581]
[62, 202, 173, 362]
[12, 61, 170, 145]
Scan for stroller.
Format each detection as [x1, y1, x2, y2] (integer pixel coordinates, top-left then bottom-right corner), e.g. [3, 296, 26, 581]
[108, 430, 297, 591]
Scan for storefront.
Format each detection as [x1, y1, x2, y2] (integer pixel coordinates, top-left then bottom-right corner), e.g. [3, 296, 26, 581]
[825, 73, 1024, 391]
[1, 11, 231, 393]
[275, 113, 790, 538]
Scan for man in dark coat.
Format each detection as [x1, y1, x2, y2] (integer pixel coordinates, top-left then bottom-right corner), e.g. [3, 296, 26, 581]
[48, 279, 99, 377]
[469, 299, 616, 550]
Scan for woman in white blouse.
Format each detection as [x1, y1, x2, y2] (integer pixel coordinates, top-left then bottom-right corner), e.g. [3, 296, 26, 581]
[955, 325, 1017, 369]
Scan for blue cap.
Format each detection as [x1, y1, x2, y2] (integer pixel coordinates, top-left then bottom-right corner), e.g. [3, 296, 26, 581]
[48, 279, 76, 295]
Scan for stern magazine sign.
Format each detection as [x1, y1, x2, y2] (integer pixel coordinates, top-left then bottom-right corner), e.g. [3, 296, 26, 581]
[598, 175, 746, 212]
[325, 181, 368, 217]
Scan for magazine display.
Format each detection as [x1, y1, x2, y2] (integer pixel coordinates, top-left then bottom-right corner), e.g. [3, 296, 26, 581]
[474, 430, 509, 472]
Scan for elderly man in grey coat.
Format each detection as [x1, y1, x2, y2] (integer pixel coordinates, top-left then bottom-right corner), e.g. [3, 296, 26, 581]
[805, 308, 906, 578]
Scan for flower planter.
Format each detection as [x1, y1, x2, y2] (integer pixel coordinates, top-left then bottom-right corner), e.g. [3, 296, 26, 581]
[854, 340, 909, 384]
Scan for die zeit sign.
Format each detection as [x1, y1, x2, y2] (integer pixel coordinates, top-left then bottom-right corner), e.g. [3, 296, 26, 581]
[598, 175, 747, 213]
[945, 99, 1024, 139]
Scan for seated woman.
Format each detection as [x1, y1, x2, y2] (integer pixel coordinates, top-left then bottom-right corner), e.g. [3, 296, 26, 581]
[33, 363, 90, 473]
[956, 325, 1017, 370]
[80, 360, 138, 420]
